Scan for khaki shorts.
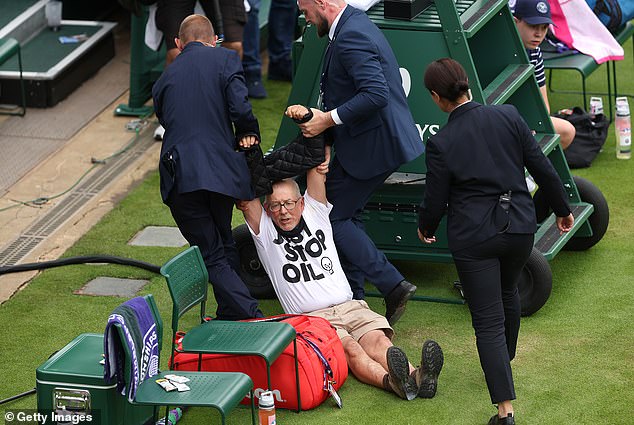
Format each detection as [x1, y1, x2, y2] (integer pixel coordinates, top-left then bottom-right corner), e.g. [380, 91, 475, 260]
[309, 300, 394, 341]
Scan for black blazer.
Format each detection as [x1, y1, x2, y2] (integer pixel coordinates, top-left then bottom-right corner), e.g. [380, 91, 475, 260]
[321, 6, 424, 180]
[418, 102, 571, 252]
[152, 42, 258, 203]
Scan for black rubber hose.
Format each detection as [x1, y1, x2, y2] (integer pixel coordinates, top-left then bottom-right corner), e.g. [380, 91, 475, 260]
[0, 257, 161, 403]
[0, 255, 161, 276]
[0, 388, 36, 405]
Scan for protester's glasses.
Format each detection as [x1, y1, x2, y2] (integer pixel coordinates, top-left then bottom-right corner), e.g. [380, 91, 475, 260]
[268, 197, 302, 212]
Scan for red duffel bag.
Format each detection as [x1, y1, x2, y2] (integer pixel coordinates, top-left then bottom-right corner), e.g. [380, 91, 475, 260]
[171, 314, 348, 411]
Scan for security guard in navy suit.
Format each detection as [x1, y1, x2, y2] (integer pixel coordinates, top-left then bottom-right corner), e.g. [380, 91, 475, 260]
[293, 0, 424, 325]
[152, 14, 263, 320]
[418, 58, 574, 425]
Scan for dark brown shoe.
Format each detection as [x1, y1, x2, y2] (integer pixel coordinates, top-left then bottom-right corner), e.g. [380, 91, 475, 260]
[413, 339, 444, 398]
[385, 280, 417, 325]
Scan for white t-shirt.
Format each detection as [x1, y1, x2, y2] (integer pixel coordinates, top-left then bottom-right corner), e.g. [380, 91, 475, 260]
[247, 193, 353, 314]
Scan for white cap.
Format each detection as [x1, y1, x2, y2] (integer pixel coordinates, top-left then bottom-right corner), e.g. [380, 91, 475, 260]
[259, 391, 274, 408]
[616, 97, 630, 116]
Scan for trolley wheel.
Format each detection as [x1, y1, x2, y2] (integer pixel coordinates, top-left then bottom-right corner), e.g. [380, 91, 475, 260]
[518, 248, 552, 317]
[564, 176, 609, 251]
[233, 224, 276, 299]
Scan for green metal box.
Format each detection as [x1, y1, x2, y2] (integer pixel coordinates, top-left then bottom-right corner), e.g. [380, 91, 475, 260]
[36, 333, 153, 425]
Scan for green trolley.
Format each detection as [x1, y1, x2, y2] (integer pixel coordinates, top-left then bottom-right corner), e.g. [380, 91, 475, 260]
[234, 0, 609, 316]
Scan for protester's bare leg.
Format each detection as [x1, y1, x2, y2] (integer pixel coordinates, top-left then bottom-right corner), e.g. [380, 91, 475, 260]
[341, 336, 388, 388]
[358, 329, 415, 374]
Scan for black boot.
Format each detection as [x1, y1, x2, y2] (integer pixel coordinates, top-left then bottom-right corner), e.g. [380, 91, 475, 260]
[487, 412, 515, 425]
[384, 280, 417, 325]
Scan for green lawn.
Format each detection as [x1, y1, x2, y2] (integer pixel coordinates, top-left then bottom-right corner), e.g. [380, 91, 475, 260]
[1, 42, 633, 424]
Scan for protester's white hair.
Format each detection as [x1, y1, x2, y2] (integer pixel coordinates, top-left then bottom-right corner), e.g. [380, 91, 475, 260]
[265, 179, 301, 203]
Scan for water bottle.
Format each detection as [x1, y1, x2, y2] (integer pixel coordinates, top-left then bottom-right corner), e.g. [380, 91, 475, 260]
[589, 96, 604, 116]
[155, 407, 182, 425]
[615, 97, 631, 159]
[258, 391, 276, 425]
[45, 0, 62, 31]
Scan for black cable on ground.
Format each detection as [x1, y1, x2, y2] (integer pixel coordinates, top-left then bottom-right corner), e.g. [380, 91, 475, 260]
[0, 256, 161, 401]
[0, 388, 36, 405]
[0, 255, 161, 276]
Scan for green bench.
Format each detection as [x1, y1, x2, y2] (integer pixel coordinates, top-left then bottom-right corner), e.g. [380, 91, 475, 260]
[544, 21, 634, 120]
[0, 37, 25, 116]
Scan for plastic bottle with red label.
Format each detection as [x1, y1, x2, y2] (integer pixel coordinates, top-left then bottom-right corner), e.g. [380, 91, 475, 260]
[258, 391, 277, 425]
[615, 97, 631, 159]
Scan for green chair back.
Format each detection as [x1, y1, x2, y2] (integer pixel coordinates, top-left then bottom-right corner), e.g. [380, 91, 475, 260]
[161, 246, 209, 333]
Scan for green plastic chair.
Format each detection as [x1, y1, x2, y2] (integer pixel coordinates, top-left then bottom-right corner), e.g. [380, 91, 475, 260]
[161, 246, 302, 412]
[111, 294, 256, 425]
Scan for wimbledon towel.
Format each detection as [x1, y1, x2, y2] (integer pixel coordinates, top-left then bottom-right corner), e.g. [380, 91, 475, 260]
[104, 297, 160, 402]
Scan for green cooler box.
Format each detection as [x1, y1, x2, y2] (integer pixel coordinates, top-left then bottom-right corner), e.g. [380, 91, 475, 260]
[36, 333, 154, 425]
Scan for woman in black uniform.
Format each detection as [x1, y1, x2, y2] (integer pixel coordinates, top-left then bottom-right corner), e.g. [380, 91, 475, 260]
[418, 58, 574, 425]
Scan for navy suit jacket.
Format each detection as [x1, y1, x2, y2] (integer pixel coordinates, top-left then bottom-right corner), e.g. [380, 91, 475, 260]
[152, 42, 257, 203]
[419, 102, 571, 252]
[321, 6, 424, 180]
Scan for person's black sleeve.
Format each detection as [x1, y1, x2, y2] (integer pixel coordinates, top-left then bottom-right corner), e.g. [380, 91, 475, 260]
[223, 50, 261, 143]
[418, 138, 450, 237]
[516, 111, 571, 217]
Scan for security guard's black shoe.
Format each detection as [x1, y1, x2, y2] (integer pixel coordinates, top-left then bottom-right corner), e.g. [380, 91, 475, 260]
[386, 346, 417, 401]
[385, 280, 417, 325]
[488, 413, 515, 425]
[413, 339, 444, 398]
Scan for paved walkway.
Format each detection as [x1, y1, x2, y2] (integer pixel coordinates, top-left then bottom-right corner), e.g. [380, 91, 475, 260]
[0, 19, 161, 303]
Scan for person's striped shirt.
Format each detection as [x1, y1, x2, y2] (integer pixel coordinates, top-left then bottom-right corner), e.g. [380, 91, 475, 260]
[527, 47, 546, 87]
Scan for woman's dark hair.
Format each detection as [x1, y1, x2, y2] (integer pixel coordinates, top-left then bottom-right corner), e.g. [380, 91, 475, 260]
[424, 58, 470, 102]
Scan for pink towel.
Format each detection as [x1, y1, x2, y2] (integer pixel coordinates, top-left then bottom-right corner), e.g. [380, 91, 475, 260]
[550, 0, 574, 47]
[553, 0, 624, 64]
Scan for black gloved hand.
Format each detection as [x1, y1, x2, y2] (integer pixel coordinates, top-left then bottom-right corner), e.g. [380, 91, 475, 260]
[292, 107, 314, 124]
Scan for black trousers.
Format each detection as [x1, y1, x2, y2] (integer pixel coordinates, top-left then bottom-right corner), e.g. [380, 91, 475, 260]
[167, 190, 261, 320]
[326, 158, 403, 299]
[452, 233, 534, 404]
